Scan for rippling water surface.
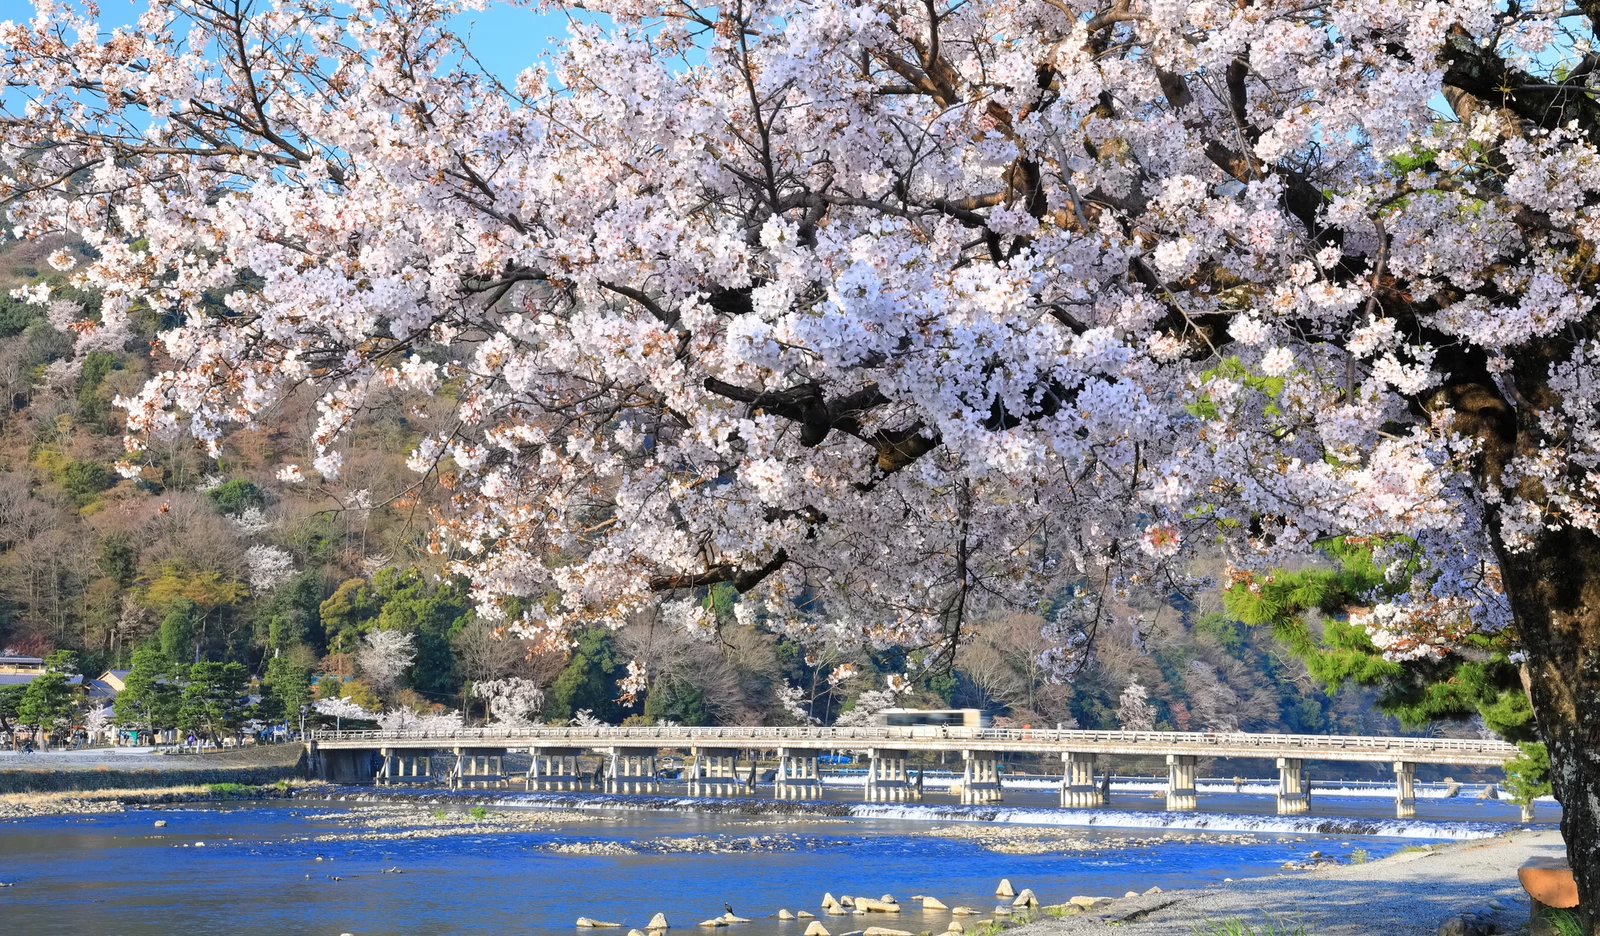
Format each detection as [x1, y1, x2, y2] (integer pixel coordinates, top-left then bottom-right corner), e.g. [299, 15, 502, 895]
[0, 781, 1559, 936]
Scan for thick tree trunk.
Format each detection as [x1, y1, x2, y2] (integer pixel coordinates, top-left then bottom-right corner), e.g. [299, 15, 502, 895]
[1495, 526, 1600, 934]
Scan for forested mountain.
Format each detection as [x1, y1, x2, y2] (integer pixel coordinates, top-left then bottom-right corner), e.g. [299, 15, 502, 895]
[0, 238, 1462, 740]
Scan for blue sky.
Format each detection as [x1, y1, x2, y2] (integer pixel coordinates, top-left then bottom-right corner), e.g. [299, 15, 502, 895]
[0, 0, 574, 84]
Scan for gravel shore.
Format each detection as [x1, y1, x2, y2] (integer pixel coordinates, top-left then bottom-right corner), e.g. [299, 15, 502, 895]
[1009, 829, 1563, 936]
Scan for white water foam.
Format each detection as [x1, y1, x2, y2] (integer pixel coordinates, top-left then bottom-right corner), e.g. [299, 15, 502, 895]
[821, 772, 1508, 799]
[330, 787, 1521, 841]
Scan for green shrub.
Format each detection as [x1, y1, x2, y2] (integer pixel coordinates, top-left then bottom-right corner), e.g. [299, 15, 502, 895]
[206, 782, 257, 799]
[58, 459, 112, 505]
[1348, 848, 1369, 865]
[467, 805, 488, 821]
[206, 477, 266, 515]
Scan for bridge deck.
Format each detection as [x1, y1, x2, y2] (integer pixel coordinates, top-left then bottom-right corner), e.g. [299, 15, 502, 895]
[311, 726, 1516, 767]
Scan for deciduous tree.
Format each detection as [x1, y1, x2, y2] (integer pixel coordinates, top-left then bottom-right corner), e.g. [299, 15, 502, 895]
[7, 0, 1600, 922]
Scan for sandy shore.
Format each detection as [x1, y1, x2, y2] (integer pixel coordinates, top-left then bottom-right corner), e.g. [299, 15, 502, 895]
[1008, 828, 1563, 936]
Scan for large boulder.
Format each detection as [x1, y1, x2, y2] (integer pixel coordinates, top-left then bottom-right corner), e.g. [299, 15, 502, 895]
[948, 908, 979, 916]
[797, 912, 816, 919]
[804, 923, 831, 936]
[995, 880, 1015, 898]
[921, 898, 948, 911]
[629, 930, 648, 936]
[577, 919, 623, 928]
[1012, 890, 1038, 908]
[945, 923, 964, 934]
[648, 914, 670, 930]
[779, 910, 796, 920]
[721, 915, 752, 924]
[697, 920, 727, 929]
[855, 899, 899, 913]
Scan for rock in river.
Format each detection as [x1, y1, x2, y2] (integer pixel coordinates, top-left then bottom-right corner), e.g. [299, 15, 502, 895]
[648, 914, 670, 930]
[804, 923, 831, 936]
[577, 919, 623, 928]
[995, 880, 1015, 898]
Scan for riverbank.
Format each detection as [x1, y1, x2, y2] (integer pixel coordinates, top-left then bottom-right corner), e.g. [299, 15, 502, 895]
[1005, 828, 1563, 936]
[0, 744, 305, 796]
[0, 780, 307, 819]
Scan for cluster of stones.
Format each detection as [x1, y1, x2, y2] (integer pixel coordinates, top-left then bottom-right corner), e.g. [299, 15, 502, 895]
[573, 878, 1168, 935]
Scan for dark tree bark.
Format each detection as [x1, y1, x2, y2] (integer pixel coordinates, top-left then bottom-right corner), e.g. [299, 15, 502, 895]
[1494, 530, 1600, 933]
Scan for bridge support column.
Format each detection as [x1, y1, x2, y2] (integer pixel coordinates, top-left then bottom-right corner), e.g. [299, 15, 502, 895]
[451, 747, 507, 789]
[959, 750, 1001, 804]
[604, 747, 660, 794]
[1394, 761, 1416, 818]
[1276, 757, 1309, 814]
[689, 747, 748, 796]
[1166, 755, 1197, 811]
[379, 748, 434, 785]
[775, 748, 822, 800]
[867, 748, 917, 802]
[1061, 752, 1103, 807]
[528, 747, 585, 791]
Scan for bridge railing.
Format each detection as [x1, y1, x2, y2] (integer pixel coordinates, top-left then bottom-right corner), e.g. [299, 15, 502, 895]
[308, 725, 1518, 757]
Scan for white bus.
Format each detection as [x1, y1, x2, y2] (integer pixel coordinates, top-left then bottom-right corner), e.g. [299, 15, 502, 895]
[873, 708, 993, 729]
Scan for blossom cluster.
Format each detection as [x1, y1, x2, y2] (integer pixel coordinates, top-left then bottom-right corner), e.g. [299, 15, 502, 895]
[1, 0, 1591, 671]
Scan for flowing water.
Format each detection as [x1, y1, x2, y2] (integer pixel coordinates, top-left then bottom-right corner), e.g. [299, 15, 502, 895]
[0, 780, 1560, 936]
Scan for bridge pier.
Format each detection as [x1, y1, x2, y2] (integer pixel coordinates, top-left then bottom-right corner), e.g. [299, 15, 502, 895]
[1394, 761, 1416, 818]
[1061, 751, 1104, 807]
[1166, 754, 1198, 810]
[528, 747, 586, 791]
[863, 748, 917, 802]
[452, 747, 508, 788]
[1276, 757, 1309, 814]
[689, 747, 749, 796]
[959, 750, 1002, 804]
[775, 747, 822, 800]
[378, 748, 434, 785]
[604, 747, 660, 794]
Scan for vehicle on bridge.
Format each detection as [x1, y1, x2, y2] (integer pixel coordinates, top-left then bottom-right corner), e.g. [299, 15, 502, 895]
[874, 708, 992, 729]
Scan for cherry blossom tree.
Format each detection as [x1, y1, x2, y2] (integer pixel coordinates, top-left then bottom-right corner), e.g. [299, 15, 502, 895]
[1115, 680, 1156, 731]
[358, 630, 417, 697]
[4, 0, 1600, 918]
[313, 696, 371, 731]
[473, 676, 546, 726]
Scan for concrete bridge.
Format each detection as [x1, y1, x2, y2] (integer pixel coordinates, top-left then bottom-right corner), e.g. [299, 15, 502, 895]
[307, 725, 1520, 819]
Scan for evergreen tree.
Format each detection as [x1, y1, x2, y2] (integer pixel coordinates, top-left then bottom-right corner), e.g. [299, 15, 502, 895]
[544, 628, 622, 724]
[114, 644, 182, 738]
[178, 661, 249, 745]
[1223, 540, 1544, 795]
[17, 651, 80, 741]
[159, 598, 203, 664]
[258, 656, 312, 725]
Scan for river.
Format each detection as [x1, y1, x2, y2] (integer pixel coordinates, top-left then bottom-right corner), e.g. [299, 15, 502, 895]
[0, 779, 1559, 936]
